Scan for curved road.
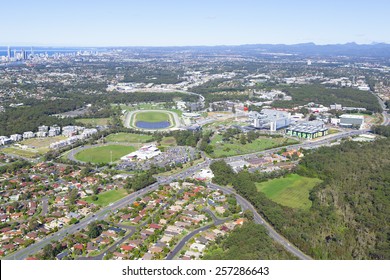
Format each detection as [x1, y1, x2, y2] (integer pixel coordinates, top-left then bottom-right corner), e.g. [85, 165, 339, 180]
[4, 129, 370, 260]
[208, 183, 312, 260]
[78, 226, 137, 260]
[371, 90, 390, 126]
[166, 209, 228, 260]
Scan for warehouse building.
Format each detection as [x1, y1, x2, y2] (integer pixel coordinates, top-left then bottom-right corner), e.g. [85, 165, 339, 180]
[286, 121, 328, 139]
[339, 114, 364, 128]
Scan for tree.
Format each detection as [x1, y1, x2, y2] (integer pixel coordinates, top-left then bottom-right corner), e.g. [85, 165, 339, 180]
[68, 188, 79, 205]
[69, 218, 79, 225]
[92, 185, 99, 195]
[243, 210, 254, 221]
[210, 160, 235, 186]
[204, 145, 214, 155]
[81, 165, 93, 177]
[87, 222, 103, 239]
[299, 107, 309, 116]
[247, 131, 257, 142]
[240, 134, 247, 145]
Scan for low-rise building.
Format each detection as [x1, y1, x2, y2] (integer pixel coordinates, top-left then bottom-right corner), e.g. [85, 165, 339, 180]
[339, 114, 364, 128]
[10, 134, 22, 142]
[0, 136, 12, 145]
[121, 144, 161, 161]
[23, 131, 35, 139]
[38, 125, 49, 132]
[286, 121, 328, 139]
[36, 131, 47, 138]
[228, 160, 248, 173]
[48, 126, 61, 137]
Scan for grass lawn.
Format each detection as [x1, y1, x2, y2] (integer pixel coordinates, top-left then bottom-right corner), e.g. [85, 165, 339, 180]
[84, 189, 128, 207]
[76, 118, 111, 126]
[135, 111, 170, 123]
[60, 150, 71, 160]
[256, 174, 322, 210]
[3, 136, 67, 158]
[105, 132, 153, 143]
[209, 134, 298, 158]
[160, 136, 177, 147]
[2, 147, 40, 158]
[21, 136, 67, 149]
[74, 145, 135, 163]
[158, 158, 204, 176]
[328, 128, 341, 134]
[169, 109, 183, 117]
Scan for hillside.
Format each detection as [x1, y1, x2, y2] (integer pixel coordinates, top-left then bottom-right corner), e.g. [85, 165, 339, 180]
[272, 85, 382, 113]
[203, 221, 296, 260]
[211, 138, 390, 259]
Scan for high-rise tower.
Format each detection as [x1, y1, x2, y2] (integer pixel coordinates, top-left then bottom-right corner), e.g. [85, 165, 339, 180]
[22, 49, 28, 60]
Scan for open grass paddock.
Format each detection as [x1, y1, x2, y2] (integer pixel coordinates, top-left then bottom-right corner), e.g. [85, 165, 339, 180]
[256, 174, 322, 210]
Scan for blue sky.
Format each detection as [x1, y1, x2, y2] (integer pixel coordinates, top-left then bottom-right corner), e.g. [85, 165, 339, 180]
[1, 0, 389, 46]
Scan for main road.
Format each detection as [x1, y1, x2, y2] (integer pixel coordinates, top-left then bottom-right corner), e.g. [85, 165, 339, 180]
[3, 129, 370, 260]
[370, 90, 390, 126]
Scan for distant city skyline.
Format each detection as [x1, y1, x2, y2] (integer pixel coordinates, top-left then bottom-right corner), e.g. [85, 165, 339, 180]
[1, 0, 389, 47]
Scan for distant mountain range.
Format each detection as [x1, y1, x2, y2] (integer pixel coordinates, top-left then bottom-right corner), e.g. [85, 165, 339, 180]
[2, 42, 390, 58]
[165, 42, 390, 58]
[237, 42, 390, 57]
[125, 42, 390, 58]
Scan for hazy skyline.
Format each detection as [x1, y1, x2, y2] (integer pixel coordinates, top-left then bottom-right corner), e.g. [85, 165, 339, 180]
[1, 0, 389, 46]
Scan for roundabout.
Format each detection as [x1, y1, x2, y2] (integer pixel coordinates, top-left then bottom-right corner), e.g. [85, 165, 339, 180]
[125, 109, 181, 131]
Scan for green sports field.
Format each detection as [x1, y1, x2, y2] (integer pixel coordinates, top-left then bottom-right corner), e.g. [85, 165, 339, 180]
[74, 145, 135, 163]
[84, 189, 128, 207]
[135, 111, 170, 122]
[256, 174, 322, 210]
[105, 133, 153, 143]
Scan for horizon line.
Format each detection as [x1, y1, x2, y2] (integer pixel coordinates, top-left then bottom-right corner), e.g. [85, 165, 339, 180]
[0, 41, 389, 48]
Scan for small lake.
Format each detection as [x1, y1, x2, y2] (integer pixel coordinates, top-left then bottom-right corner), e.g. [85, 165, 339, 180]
[135, 121, 170, 129]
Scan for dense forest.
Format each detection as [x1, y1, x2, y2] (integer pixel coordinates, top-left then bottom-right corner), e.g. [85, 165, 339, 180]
[211, 137, 390, 259]
[203, 221, 295, 260]
[0, 99, 79, 136]
[272, 85, 382, 113]
[122, 69, 185, 84]
[371, 125, 390, 137]
[0, 91, 198, 136]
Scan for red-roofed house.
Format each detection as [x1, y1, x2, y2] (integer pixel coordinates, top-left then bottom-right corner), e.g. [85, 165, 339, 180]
[149, 223, 162, 230]
[120, 244, 135, 251]
[73, 244, 83, 250]
[76, 200, 88, 206]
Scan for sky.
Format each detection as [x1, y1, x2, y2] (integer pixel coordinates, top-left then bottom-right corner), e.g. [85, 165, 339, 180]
[1, 0, 389, 46]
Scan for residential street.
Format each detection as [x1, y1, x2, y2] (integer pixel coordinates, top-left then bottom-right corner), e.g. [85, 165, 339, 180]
[4, 131, 366, 260]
